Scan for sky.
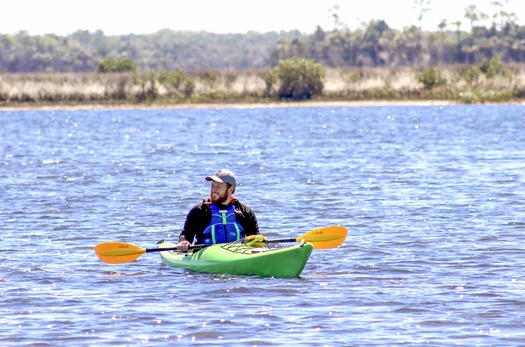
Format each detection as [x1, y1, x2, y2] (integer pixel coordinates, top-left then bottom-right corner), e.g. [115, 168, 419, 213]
[0, 0, 522, 36]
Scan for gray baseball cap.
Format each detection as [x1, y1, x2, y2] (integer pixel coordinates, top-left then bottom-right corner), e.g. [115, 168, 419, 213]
[205, 169, 237, 187]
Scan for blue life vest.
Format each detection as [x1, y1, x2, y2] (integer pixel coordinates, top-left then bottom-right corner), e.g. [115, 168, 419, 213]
[202, 203, 244, 245]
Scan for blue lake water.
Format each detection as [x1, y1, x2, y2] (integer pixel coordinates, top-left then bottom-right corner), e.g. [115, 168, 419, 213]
[1, 104, 524, 346]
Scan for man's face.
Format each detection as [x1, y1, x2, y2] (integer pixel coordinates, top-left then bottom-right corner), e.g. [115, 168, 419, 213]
[210, 181, 231, 204]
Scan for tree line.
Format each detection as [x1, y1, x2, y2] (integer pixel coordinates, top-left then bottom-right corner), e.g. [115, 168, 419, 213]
[0, 3, 523, 73]
[275, 21, 525, 68]
[0, 30, 299, 73]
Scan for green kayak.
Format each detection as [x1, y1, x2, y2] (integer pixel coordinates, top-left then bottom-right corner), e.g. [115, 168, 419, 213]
[158, 240, 314, 278]
[94, 226, 347, 277]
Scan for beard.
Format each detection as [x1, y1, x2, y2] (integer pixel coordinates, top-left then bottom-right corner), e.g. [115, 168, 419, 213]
[210, 190, 229, 205]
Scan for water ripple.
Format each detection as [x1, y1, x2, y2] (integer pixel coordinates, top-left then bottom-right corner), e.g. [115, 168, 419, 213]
[1, 105, 525, 346]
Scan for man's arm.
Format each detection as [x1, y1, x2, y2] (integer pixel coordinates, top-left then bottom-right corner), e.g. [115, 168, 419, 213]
[235, 201, 260, 236]
[179, 202, 210, 243]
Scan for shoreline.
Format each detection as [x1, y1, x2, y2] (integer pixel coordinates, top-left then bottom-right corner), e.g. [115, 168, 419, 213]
[2, 99, 524, 112]
[0, 100, 459, 111]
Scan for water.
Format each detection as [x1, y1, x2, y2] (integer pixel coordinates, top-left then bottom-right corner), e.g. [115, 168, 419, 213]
[1, 104, 524, 346]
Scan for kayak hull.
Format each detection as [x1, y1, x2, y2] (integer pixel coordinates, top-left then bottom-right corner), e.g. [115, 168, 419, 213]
[159, 241, 313, 278]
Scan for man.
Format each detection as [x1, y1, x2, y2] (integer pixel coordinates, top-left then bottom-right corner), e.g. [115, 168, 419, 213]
[177, 169, 260, 252]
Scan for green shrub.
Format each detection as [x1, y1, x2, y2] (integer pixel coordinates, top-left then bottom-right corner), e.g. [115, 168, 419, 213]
[182, 78, 196, 98]
[417, 68, 447, 90]
[158, 69, 187, 93]
[96, 57, 137, 73]
[262, 70, 277, 96]
[133, 73, 158, 101]
[462, 57, 512, 83]
[461, 66, 482, 84]
[270, 58, 326, 100]
[202, 70, 219, 89]
[478, 56, 511, 79]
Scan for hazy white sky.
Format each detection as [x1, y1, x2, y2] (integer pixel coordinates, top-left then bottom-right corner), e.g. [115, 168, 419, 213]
[0, 0, 522, 35]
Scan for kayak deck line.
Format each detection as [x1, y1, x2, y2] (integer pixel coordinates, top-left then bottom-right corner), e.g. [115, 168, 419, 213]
[170, 237, 308, 256]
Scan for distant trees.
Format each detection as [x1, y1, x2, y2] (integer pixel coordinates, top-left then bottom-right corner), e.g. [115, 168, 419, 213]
[0, 2, 523, 73]
[272, 20, 525, 68]
[0, 30, 294, 73]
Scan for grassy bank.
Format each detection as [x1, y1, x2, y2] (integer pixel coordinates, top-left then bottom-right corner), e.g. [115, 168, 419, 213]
[1, 64, 525, 109]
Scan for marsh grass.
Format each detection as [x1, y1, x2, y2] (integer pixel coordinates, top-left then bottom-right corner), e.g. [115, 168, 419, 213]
[1, 65, 524, 108]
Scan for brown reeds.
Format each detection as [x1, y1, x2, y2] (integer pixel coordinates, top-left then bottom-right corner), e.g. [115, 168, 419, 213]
[1, 64, 525, 109]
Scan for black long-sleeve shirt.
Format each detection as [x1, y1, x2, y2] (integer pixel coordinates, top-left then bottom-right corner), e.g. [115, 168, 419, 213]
[179, 197, 259, 244]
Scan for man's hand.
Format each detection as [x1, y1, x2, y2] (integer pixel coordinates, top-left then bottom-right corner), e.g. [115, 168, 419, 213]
[177, 240, 191, 252]
[243, 234, 268, 247]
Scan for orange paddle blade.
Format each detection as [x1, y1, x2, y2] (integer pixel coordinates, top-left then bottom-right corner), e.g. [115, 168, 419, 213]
[298, 226, 348, 249]
[94, 242, 147, 264]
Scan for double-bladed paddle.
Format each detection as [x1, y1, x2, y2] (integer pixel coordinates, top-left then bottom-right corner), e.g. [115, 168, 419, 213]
[94, 225, 347, 265]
